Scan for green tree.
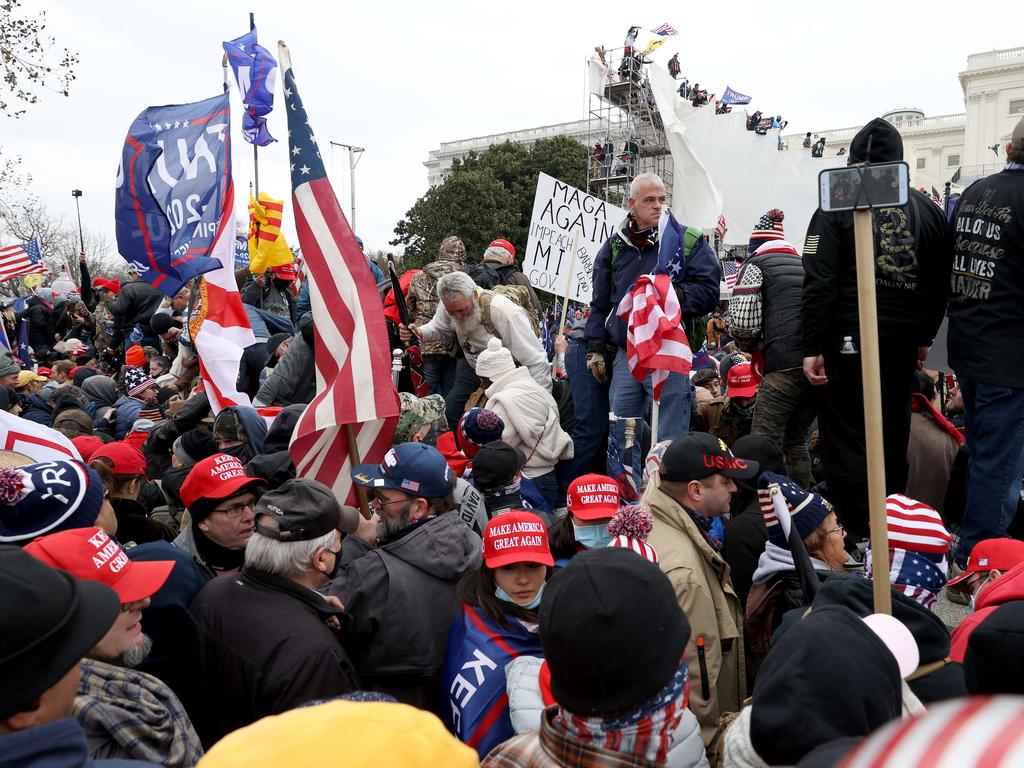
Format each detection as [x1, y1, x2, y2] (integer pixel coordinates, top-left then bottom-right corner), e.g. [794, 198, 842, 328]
[392, 136, 587, 267]
[392, 168, 518, 270]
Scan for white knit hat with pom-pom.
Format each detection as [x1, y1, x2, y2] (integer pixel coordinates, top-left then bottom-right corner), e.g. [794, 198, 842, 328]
[474, 337, 516, 380]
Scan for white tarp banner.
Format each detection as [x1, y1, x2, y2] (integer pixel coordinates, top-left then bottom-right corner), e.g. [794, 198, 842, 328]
[636, 30, 837, 250]
[525, 172, 627, 304]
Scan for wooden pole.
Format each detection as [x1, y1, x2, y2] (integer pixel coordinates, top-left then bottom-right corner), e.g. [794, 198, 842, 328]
[853, 208, 891, 615]
[343, 423, 373, 520]
[552, 230, 581, 377]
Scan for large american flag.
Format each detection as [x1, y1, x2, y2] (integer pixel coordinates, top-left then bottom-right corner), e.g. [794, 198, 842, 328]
[651, 22, 678, 36]
[280, 43, 398, 505]
[0, 238, 48, 282]
[616, 273, 692, 401]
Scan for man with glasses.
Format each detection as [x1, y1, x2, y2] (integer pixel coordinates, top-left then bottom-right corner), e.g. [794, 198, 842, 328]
[176, 453, 266, 580]
[329, 442, 482, 713]
[189, 479, 361, 745]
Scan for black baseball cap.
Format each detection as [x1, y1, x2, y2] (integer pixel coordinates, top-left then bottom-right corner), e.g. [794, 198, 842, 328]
[0, 544, 120, 720]
[472, 441, 526, 491]
[254, 478, 360, 540]
[660, 432, 760, 482]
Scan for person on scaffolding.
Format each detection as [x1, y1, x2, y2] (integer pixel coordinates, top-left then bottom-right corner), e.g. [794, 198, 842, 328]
[668, 53, 681, 79]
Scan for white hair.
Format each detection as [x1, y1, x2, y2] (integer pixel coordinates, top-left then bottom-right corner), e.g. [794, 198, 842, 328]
[436, 271, 478, 302]
[629, 172, 666, 199]
[244, 526, 336, 579]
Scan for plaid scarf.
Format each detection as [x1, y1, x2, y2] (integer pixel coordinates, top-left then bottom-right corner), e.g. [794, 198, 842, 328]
[687, 507, 724, 553]
[865, 547, 948, 611]
[552, 664, 689, 764]
[74, 658, 204, 768]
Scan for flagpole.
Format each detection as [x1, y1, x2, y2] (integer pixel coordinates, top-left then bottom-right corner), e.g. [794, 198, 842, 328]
[343, 423, 373, 520]
[552, 229, 580, 377]
[249, 13, 260, 199]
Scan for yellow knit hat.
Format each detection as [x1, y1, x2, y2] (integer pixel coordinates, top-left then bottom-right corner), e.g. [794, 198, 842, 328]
[198, 700, 479, 768]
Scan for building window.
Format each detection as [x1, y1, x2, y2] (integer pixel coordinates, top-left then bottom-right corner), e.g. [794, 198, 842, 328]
[1010, 98, 1024, 115]
[948, 154, 960, 167]
[916, 158, 927, 170]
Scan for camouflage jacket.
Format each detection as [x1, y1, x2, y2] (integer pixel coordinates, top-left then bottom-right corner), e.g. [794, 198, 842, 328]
[407, 259, 460, 356]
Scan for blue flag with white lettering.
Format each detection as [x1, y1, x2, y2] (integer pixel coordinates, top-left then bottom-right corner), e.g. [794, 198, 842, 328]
[441, 604, 543, 758]
[223, 27, 278, 147]
[114, 93, 233, 297]
[721, 86, 752, 105]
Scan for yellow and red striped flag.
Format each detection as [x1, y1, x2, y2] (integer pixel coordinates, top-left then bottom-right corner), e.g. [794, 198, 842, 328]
[247, 191, 292, 274]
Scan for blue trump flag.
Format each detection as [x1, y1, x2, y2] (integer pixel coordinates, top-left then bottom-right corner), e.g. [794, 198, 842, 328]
[441, 604, 543, 759]
[721, 86, 752, 105]
[17, 319, 31, 368]
[114, 93, 234, 297]
[223, 26, 278, 147]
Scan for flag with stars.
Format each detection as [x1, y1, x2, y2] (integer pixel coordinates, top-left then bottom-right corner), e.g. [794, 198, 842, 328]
[16, 319, 31, 369]
[721, 258, 738, 291]
[0, 238, 48, 282]
[654, 210, 691, 285]
[279, 42, 398, 505]
[223, 25, 278, 147]
[114, 93, 234, 297]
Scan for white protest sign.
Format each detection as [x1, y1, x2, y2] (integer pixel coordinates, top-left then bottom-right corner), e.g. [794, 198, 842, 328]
[525, 172, 627, 303]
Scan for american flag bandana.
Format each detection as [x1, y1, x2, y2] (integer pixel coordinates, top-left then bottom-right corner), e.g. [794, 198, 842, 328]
[865, 547, 948, 610]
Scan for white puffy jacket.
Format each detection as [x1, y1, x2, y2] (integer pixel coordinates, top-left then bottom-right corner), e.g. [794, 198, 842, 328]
[505, 656, 710, 768]
[484, 367, 573, 478]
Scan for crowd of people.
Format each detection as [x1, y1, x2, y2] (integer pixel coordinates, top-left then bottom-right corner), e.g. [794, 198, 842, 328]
[1, 113, 1024, 767]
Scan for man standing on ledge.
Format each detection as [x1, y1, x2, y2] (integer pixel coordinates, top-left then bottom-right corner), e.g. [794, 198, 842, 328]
[586, 172, 720, 443]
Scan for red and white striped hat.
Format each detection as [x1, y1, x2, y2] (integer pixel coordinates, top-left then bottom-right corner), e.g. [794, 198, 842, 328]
[753, 239, 801, 258]
[884, 494, 951, 555]
[841, 696, 1024, 767]
[608, 534, 659, 564]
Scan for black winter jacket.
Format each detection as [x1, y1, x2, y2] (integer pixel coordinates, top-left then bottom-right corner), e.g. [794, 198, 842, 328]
[801, 188, 950, 356]
[108, 279, 163, 340]
[189, 567, 359, 745]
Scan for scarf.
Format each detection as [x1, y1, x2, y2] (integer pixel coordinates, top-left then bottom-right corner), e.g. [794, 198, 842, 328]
[553, 664, 689, 764]
[74, 658, 204, 768]
[911, 393, 964, 446]
[686, 507, 723, 553]
[626, 214, 658, 249]
[192, 519, 245, 573]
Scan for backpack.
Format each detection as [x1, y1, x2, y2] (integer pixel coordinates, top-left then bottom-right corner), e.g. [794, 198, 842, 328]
[478, 287, 541, 338]
[464, 262, 504, 290]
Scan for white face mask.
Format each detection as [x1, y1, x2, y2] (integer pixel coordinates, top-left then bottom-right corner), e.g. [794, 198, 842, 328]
[969, 575, 992, 612]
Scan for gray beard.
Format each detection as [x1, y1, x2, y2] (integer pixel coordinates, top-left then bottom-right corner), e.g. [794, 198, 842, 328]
[96, 633, 153, 669]
[452, 305, 482, 336]
[377, 502, 413, 543]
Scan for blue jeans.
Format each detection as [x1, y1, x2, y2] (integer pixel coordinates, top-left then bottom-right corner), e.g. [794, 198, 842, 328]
[530, 470, 560, 510]
[423, 354, 457, 398]
[956, 376, 1024, 563]
[609, 348, 692, 443]
[557, 338, 610, 492]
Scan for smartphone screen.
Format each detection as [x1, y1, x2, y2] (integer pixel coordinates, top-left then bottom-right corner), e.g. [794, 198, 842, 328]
[819, 162, 909, 212]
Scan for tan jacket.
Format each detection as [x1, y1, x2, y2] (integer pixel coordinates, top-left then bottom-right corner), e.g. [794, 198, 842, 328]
[643, 473, 745, 748]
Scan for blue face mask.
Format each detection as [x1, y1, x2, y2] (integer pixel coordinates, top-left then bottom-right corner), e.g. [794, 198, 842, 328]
[573, 521, 613, 550]
[495, 581, 545, 610]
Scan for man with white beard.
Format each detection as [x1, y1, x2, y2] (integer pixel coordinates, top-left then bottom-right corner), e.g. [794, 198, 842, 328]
[400, 270, 549, 425]
[24, 527, 204, 767]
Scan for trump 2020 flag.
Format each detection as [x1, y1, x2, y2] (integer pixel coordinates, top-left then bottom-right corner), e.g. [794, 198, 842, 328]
[279, 42, 398, 505]
[721, 86, 752, 106]
[223, 24, 278, 147]
[114, 93, 233, 297]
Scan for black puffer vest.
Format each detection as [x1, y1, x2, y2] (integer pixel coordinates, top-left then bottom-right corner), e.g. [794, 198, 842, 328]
[747, 249, 804, 372]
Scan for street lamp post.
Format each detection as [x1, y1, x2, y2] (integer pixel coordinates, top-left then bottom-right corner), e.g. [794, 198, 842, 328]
[330, 141, 364, 233]
[71, 189, 84, 254]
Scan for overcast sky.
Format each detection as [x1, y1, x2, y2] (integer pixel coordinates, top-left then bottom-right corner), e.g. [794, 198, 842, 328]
[3, 0, 1019, 261]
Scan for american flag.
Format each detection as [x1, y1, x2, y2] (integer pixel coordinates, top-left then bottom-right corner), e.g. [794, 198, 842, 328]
[715, 214, 728, 239]
[615, 273, 693, 401]
[651, 22, 678, 36]
[280, 43, 398, 505]
[722, 258, 738, 290]
[0, 238, 48, 282]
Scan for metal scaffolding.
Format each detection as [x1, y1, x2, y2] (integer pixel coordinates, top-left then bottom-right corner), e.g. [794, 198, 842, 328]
[587, 46, 673, 207]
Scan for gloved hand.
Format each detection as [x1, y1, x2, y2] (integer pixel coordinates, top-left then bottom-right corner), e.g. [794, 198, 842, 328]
[586, 351, 608, 383]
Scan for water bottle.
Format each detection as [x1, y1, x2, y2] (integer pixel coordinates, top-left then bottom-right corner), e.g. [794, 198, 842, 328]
[130, 324, 144, 345]
[839, 336, 858, 355]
